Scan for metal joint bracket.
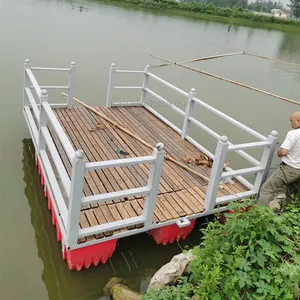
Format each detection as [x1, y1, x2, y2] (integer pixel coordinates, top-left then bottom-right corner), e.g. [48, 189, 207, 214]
[176, 217, 191, 228]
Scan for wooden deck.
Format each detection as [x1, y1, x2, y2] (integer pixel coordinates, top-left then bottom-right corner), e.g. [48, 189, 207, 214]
[49, 106, 248, 243]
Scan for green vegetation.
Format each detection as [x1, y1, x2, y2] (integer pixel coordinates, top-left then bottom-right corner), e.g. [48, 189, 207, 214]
[98, 0, 300, 31]
[143, 200, 300, 299]
[289, 0, 300, 17]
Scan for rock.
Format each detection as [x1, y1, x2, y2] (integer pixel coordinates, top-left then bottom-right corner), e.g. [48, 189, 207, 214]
[111, 284, 141, 300]
[103, 277, 124, 295]
[147, 250, 194, 292]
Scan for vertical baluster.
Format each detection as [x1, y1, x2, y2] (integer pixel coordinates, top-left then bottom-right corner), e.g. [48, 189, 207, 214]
[205, 136, 229, 212]
[143, 143, 165, 227]
[106, 63, 116, 107]
[181, 88, 196, 140]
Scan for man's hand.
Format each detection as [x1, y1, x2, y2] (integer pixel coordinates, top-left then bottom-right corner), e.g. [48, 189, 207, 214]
[277, 148, 288, 157]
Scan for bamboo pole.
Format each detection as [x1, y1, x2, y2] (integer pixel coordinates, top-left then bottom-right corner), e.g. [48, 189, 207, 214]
[245, 52, 300, 68]
[150, 51, 244, 68]
[61, 93, 211, 183]
[149, 53, 300, 106]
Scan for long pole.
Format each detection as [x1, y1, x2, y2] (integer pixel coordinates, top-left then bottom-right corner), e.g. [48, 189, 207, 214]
[150, 51, 244, 68]
[61, 93, 211, 183]
[245, 52, 300, 68]
[149, 53, 300, 106]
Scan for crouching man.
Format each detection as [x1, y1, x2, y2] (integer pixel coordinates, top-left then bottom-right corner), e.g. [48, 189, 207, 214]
[258, 111, 300, 206]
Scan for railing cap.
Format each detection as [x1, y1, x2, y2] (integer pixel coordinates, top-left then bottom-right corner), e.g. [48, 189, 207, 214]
[75, 150, 84, 159]
[25, 59, 30, 64]
[156, 142, 164, 151]
[220, 135, 228, 143]
[70, 61, 76, 67]
[41, 89, 48, 96]
[190, 88, 196, 94]
[271, 130, 278, 137]
[111, 63, 116, 67]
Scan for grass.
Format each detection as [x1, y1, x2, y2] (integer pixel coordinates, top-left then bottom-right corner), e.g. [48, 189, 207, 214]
[94, 0, 300, 33]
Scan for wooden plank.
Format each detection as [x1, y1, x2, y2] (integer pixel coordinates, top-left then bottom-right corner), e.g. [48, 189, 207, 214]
[159, 194, 179, 219]
[115, 106, 187, 190]
[63, 109, 117, 197]
[176, 190, 200, 214]
[163, 192, 186, 217]
[156, 195, 173, 220]
[80, 212, 95, 242]
[79, 107, 144, 199]
[53, 110, 96, 210]
[98, 106, 170, 194]
[123, 202, 143, 228]
[55, 109, 102, 209]
[132, 106, 213, 185]
[185, 188, 205, 210]
[115, 203, 136, 230]
[130, 106, 214, 184]
[117, 106, 205, 188]
[71, 107, 133, 203]
[78, 217, 87, 243]
[109, 107, 183, 192]
[170, 192, 193, 215]
[85, 210, 104, 239]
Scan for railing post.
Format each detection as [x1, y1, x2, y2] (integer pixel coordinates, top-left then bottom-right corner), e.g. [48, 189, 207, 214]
[140, 65, 149, 105]
[66, 150, 85, 248]
[67, 62, 76, 108]
[23, 59, 31, 107]
[253, 130, 278, 193]
[106, 63, 116, 107]
[181, 88, 196, 140]
[143, 143, 165, 227]
[38, 90, 48, 153]
[205, 136, 229, 212]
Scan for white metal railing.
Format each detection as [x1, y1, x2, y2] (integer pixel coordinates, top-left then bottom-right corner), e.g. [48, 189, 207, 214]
[23, 60, 279, 250]
[23, 59, 76, 246]
[106, 63, 278, 209]
[23, 60, 167, 250]
[66, 144, 165, 246]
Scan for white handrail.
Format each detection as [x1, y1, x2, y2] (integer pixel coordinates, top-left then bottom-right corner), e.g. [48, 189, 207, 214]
[86, 156, 155, 171]
[192, 96, 267, 141]
[42, 102, 75, 161]
[26, 68, 41, 97]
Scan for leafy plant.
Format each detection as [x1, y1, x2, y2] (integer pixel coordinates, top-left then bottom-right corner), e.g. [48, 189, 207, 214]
[143, 200, 300, 299]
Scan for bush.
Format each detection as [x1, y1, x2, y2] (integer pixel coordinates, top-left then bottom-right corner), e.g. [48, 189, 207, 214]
[143, 200, 300, 299]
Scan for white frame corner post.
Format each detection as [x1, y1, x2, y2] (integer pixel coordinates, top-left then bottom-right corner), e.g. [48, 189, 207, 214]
[143, 143, 165, 227]
[106, 63, 116, 107]
[181, 88, 196, 140]
[253, 130, 278, 193]
[66, 150, 86, 248]
[23, 59, 31, 106]
[67, 62, 76, 108]
[38, 90, 48, 153]
[140, 65, 150, 105]
[205, 136, 229, 212]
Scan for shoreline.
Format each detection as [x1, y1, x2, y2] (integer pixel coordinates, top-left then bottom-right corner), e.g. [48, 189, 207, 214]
[95, 0, 300, 33]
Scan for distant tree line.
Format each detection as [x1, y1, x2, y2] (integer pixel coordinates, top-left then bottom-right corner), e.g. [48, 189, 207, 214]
[183, 0, 284, 12]
[289, 0, 300, 17]
[248, 0, 283, 12]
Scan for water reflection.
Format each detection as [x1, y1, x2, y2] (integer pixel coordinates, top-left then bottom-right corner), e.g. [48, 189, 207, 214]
[22, 139, 208, 300]
[278, 33, 300, 61]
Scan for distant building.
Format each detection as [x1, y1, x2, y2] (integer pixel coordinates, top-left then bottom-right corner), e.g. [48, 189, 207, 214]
[270, 8, 291, 18]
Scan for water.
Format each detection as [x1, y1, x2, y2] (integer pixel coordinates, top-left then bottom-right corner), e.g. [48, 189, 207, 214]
[0, 0, 300, 299]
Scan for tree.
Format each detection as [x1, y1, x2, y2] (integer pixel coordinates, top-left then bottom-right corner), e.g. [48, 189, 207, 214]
[289, 0, 300, 17]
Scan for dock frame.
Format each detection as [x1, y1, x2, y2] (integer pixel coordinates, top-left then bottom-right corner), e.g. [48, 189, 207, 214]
[23, 59, 278, 270]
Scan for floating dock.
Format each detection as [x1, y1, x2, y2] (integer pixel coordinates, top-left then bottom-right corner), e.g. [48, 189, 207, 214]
[23, 60, 278, 271]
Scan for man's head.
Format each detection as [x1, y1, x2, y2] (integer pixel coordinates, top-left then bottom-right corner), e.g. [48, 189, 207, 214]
[290, 111, 300, 129]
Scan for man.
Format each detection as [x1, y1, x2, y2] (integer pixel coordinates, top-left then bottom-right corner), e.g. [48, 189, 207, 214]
[259, 111, 300, 206]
